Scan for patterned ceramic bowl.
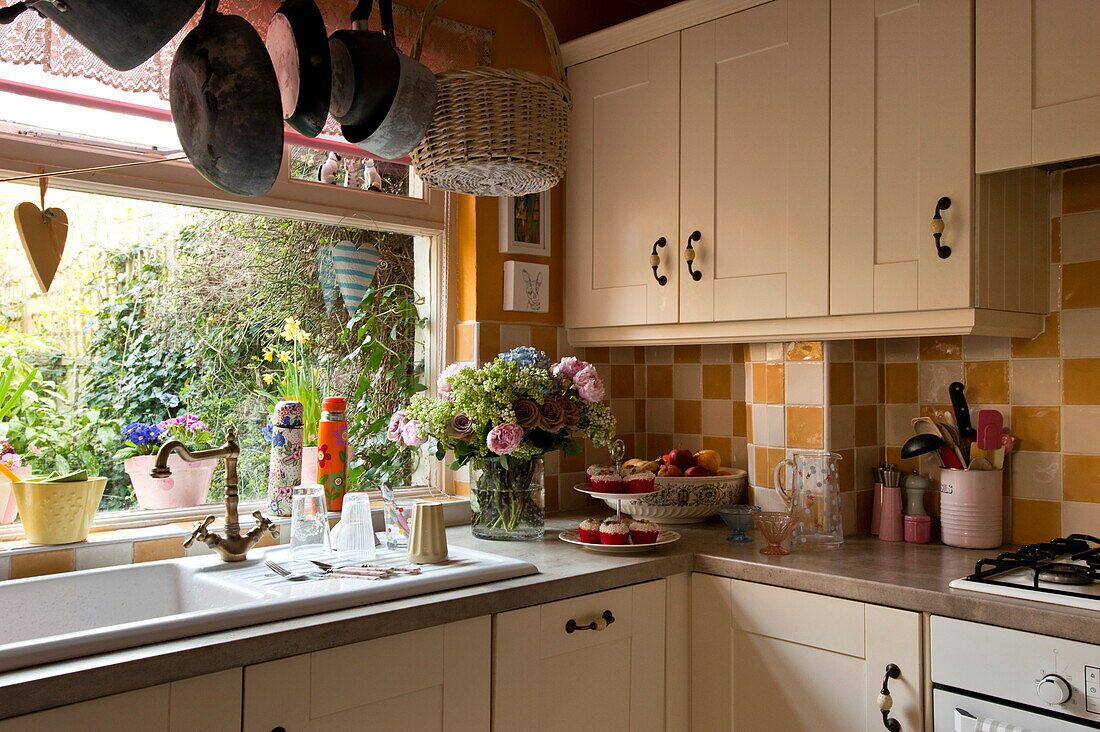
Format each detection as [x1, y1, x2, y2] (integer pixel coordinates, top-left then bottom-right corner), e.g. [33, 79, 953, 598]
[604, 468, 747, 523]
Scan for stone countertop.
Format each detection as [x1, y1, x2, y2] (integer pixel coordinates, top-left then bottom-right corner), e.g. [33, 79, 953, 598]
[1, 513, 1097, 718]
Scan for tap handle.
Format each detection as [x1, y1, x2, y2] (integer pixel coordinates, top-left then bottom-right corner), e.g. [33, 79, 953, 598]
[184, 515, 217, 548]
[253, 510, 280, 540]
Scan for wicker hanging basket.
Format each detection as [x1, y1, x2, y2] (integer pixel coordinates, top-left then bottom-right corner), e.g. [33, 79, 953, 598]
[409, 0, 571, 197]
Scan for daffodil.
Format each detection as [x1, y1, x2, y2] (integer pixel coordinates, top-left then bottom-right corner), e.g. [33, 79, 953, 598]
[262, 349, 274, 362]
[280, 316, 311, 344]
[277, 350, 291, 364]
[262, 373, 275, 384]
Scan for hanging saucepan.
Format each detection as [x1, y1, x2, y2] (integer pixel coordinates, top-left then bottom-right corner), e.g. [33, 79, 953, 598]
[170, 0, 283, 197]
[266, 0, 330, 138]
[329, 0, 437, 161]
[328, 0, 399, 131]
[0, 0, 204, 71]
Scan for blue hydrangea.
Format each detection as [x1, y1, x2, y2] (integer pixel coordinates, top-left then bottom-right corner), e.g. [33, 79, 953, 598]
[159, 392, 181, 408]
[498, 346, 551, 370]
[121, 422, 166, 446]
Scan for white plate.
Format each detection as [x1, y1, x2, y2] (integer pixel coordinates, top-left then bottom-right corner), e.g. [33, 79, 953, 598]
[574, 483, 663, 501]
[558, 528, 681, 553]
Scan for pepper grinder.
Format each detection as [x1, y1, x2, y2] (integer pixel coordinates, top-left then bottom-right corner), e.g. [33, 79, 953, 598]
[903, 471, 932, 544]
[878, 469, 905, 542]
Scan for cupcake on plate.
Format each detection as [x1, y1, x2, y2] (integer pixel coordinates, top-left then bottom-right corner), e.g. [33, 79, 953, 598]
[629, 518, 660, 544]
[577, 518, 602, 544]
[590, 471, 623, 494]
[586, 464, 612, 487]
[623, 469, 656, 494]
[599, 518, 631, 545]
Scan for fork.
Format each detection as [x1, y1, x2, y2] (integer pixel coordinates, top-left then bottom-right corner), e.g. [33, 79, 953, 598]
[265, 560, 316, 581]
[307, 560, 385, 579]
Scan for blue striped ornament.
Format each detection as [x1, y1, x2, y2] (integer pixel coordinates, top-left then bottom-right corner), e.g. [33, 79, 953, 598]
[331, 240, 380, 314]
[316, 245, 338, 313]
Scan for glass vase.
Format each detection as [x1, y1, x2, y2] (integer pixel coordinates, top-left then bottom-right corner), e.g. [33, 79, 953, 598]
[471, 458, 545, 541]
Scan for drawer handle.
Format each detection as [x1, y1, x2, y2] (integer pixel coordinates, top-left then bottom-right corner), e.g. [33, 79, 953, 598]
[650, 237, 668, 285]
[684, 230, 703, 281]
[931, 197, 952, 259]
[565, 610, 615, 633]
[878, 663, 902, 731]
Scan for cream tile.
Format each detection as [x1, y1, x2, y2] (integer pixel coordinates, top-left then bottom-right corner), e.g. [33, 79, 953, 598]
[885, 404, 917, 446]
[766, 405, 785, 448]
[1062, 406, 1100, 454]
[609, 347, 635, 364]
[731, 437, 749, 470]
[730, 362, 747, 401]
[497, 324, 530, 353]
[0, 555, 8, 581]
[1009, 359, 1062, 405]
[963, 336, 1011, 361]
[754, 486, 788, 512]
[1061, 308, 1100, 358]
[701, 343, 733, 363]
[610, 399, 636, 432]
[1059, 210, 1100, 263]
[748, 344, 767, 363]
[646, 345, 673, 364]
[829, 406, 855, 451]
[701, 400, 734, 435]
[672, 364, 702, 399]
[558, 478, 588, 511]
[784, 362, 825, 405]
[647, 399, 674, 434]
[765, 343, 784, 363]
[672, 434, 704, 452]
[1009, 452, 1062, 500]
[1051, 263, 1062, 312]
[827, 340, 854, 362]
[841, 492, 857, 536]
[751, 404, 768, 444]
[1063, 501, 1100, 535]
[74, 542, 133, 571]
[919, 361, 965, 405]
[883, 338, 919, 362]
[853, 363, 880, 405]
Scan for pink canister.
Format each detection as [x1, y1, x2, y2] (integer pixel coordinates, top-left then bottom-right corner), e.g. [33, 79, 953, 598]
[939, 469, 1003, 549]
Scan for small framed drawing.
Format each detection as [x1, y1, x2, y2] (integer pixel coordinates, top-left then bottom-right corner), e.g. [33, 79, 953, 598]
[503, 261, 550, 313]
[498, 191, 551, 256]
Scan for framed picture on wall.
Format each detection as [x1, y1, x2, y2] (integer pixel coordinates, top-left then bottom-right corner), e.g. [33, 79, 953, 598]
[498, 191, 551, 257]
[503, 261, 550, 313]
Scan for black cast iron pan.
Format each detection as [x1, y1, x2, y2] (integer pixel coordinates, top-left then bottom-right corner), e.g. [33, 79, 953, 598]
[266, 0, 331, 138]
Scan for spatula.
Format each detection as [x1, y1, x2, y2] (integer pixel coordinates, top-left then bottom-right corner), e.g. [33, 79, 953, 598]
[976, 410, 1004, 451]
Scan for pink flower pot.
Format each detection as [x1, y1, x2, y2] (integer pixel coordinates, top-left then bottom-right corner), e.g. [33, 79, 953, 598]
[124, 454, 216, 510]
[0, 465, 31, 524]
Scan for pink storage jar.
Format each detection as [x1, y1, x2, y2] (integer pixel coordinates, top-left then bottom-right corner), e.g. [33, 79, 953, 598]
[939, 468, 1003, 549]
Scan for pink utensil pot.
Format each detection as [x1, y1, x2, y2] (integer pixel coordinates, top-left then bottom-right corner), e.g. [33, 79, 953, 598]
[939, 468, 1003, 549]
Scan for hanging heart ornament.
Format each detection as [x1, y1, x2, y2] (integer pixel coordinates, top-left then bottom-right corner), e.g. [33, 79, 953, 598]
[331, 240, 380, 314]
[14, 198, 68, 293]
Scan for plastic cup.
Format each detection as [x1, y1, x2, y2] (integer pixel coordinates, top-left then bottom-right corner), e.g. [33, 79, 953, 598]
[331, 492, 377, 561]
[289, 484, 332, 561]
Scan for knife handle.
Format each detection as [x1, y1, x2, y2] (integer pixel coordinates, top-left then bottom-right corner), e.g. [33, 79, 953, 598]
[949, 381, 976, 439]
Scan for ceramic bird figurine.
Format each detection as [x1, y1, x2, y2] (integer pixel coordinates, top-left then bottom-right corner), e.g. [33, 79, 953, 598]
[365, 158, 383, 191]
[316, 152, 341, 184]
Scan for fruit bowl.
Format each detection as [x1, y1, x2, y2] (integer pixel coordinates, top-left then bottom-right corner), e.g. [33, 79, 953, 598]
[604, 468, 747, 523]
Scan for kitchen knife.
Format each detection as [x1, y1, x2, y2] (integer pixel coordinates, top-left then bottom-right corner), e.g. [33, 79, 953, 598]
[949, 382, 977, 440]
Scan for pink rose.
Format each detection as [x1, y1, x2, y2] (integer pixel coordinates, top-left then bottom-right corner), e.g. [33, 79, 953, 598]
[486, 422, 524, 455]
[552, 356, 590, 381]
[401, 419, 428, 447]
[386, 410, 409, 443]
[572, 365, 605, 403]
[437, 362, 470, 400]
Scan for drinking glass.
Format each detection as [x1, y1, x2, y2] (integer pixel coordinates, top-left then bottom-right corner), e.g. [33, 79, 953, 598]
[290, 484, 332, 560]
[718, 505, 761, 543]
[331, 491, 377, 561]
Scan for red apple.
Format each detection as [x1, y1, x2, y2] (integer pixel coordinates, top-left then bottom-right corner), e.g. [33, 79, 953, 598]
[668, 449, 694, 470]
[685, 466, 715, 478]
[658, 464, 683, 478]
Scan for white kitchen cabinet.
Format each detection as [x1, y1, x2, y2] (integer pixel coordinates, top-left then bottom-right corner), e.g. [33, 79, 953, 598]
[242, 617, 490, 732]
[493, 580, 667, 732]
[0, 669, 241, 732]
[691, 575, 922, 732]
[977, 0, 1100, 172]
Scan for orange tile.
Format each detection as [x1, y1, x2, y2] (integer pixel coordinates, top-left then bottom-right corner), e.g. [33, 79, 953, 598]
[732, 401, 747, 438]
[1063, 262, 1100, 309]
[454, 323, 475, 363]
[885, 363, 919, 404]
[530, 326, 559, 361]
[10, 549, 74, 578]
[730, 343, 746, 363]
[634, 346, 646, 362]
[674, 400, 702, 434]
[854, 405, 878, 447]
[754, 446, 771, 487]
[855, 489, 874, 534]
[133, 537, 185, 563]
[920, 336, 962, 360]
[853, 339, 878, 362]
[583, 346, 610, 363]
[1063, 455, 1100, 503]
[1051, 217, 1061, 263]
[544, 475, 559, 514]
[751, 363, 768, 403]
[1011, 406, 1061, 452]
[829, 362, 854, 405]
[702, 436, 733, 464]
[674, 345, 701, 363]
[1011, 312, 1060, 359]
[1062, 165, 1100, 214]
[608, 364, 635, 400]
[648, 433, 673, 460]
[885, 446, 919, 475]
[453, 480, 471, 497]
[765, 363, 785, 404]
[478, 323, 500, 364]
[767, 448, 786, 486]
[786, 406, 825, 449]
[964, 361, 1009, 404]
[702, 364, 732, 400]
[635, 400, 646, 433]
[561, 446, 586, 472]
[836, 448, 855, 492]
[648, 365, 673, 398]
[785, 341, 823, 361]
[878, 363, 886, 403]
[1063, 359, 1100, 404]
[1011, 499, 1062, 545]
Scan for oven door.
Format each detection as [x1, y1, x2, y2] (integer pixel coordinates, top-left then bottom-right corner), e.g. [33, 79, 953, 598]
[935, 689, 1100, 731]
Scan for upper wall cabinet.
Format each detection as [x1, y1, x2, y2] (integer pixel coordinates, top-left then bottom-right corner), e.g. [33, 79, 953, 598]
[977, 0, 1100, 173]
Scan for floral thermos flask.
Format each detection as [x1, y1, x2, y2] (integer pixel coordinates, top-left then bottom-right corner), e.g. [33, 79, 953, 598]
[317, 397, 348, 511]
[267, 400, 304, 517]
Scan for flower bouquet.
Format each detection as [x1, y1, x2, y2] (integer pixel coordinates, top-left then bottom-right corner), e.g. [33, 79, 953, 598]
[389, 347, 616, 540]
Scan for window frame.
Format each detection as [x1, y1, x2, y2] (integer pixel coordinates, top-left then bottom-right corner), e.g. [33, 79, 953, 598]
[0, 131, 457, 536]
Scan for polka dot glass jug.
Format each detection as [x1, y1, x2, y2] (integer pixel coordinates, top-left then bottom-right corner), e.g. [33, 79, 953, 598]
[773, 451, 844, 549]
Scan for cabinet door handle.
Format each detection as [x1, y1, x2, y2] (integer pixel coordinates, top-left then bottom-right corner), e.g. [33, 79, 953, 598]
[684, 230, 703, 281]
[650, 237, 668, 285]
[565, 610, 615, 633]
[931, 197, 952, 259]
[878, 663, 902, 731]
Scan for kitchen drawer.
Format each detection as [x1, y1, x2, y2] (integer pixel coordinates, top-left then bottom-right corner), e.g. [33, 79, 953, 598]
[729, 578, 865, 657]
[535, 585, 636, 656]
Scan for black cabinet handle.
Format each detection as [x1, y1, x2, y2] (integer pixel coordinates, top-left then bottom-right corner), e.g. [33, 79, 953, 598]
[566, 610, 615, 633]
[877, 663, 902, 731]
[931, 197, 952, 259]
[650, 237, 668, 285]
[684, 230, 702, 281]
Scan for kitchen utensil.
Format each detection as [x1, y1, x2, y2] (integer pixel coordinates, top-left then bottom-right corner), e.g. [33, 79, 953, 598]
[170, 0, 284, 196]
[329, 0, 400, 130]
[267, 0, 331, 137]
[0, 0, 204, 71]
[14, 179, 66, 293]
[310, 560, 421, 577]
[976, 409, 1004, 451]
[949, 381, 977, 440]
[968, 457, 994, 470]
[718, 505, 760, 543]
[939, 446, 966, 470]
[878, 483, 905, 542]
[289, 484, 332, 560]
[753, 512, 797, 556]
[330, 492, 378, 560]
[773, 451, 844, 549]
[940, 468, 1003, 549]
[900, 433, 946, 460]
[990, 434, 1016, 470]
[871, 463, 891, 536]
[911, 417, 942, 437]
[408, 501, 448, 564]
[265, 560, 314, 581]
[936, 420, 968, 467]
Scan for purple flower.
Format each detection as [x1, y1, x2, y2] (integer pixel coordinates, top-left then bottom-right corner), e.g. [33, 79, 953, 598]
[512, 398, 542, 430]
[386, 410, 409, 443]
[1, 452, 21, 469]
[541, 397, 567, 432]
[28, 444, 41, 456]
[401, 420, 428, 448]
[122, 422, 166, 446]
[446, 412, 475, 440]
[486, 422, 524, 455]
[560, 397, 580, 429]
[159, 392, 181, 408]
[572, 365, 606, 403]
[552, 356, 589, 381]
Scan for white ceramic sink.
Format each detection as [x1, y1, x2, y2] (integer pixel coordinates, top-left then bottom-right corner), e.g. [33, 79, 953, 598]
[0, 544, 536, 673]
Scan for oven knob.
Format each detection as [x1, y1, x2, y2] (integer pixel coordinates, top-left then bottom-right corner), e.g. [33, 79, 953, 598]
[1037, 674, 1072, 705]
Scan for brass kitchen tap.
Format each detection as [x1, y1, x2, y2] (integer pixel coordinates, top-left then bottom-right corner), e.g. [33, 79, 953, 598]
[151, 427, 278, 562]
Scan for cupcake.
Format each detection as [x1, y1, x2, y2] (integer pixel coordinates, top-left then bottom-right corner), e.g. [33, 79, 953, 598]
[590, 471, 623, 494]
[624, 469, 656, 494]
[578, 518, 602, 544]
[629, 518, 660, 544]
[599, 518, 631, 545]
[586, 464, 612, 487]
